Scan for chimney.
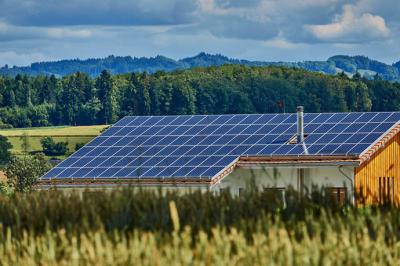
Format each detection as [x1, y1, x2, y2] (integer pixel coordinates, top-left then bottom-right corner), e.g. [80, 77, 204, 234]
[296, 106, 304, 144]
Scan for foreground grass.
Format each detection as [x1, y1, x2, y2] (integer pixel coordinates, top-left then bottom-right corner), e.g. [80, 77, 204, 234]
[0, 189, 399, 265]
[1, 221, 398, 265]
[0, 125, 107, 155]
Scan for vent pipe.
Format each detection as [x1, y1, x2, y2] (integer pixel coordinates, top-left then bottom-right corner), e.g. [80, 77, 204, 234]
[297, 106, 309, 155]
[297, 106, 304, 144]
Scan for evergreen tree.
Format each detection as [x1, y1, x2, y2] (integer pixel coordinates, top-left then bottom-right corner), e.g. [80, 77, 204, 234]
[60, 74, 81, 125]
[96, 70, 117, 124]
[120, 72, 140, 116]
[4, 89, 16, 107]
[170, 80, 196, 115]
[136, 72, 151, 115]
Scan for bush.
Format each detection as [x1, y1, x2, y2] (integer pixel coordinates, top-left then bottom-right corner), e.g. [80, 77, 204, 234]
[75, 142, 85, 151]
[0, 123, 13, 129]
[40, 136, 69, 156]
[0, 135, 12, 165]
[5, 153, 51, 193]
[0, 181, 14, 196]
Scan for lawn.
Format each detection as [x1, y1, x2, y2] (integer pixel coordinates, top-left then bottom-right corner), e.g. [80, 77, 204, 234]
[0, 125, 108, 156]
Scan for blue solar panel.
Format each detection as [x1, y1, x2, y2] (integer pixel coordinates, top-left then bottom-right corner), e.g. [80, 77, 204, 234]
[41, 112, 400, 181]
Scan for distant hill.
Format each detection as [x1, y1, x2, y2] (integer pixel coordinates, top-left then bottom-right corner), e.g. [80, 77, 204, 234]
[1, 52, 399, 80]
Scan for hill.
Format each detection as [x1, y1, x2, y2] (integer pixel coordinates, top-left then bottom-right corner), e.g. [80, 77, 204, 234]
[1, 53, 399, 80]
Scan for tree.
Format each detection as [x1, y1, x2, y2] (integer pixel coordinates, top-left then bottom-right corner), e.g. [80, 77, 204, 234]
[120, 72, 140, 116]
[40, 137, 69, 156]
[96, 70, 117, 124]
[60, 74, 82, 125]
[77, 97, 101, 125]
[170, 80, 196, 115]
[136, 72, 151, 115]
[20, 132, 30, 154]
[0, 135, 12, 165]
[4, 89, 16, 107]
[5, 153, 51, 192]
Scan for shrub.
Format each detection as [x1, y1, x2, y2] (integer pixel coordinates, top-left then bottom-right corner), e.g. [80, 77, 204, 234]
[75, 142, 85, 151]
[40, 136, 69, 156]
[0, 135, 12, 165]
[5, 153, 51, 192]
[0, 181, 14, 196]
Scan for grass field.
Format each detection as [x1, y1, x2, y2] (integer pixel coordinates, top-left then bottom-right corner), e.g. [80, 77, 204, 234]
[0, 189, 399, 264]
[0, 125, 107, 156]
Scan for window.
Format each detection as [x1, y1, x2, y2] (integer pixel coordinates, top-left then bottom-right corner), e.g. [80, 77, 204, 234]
[263, 187, 286, 207]
[379, 177, 395, 205]
[325, 187, 347, 205]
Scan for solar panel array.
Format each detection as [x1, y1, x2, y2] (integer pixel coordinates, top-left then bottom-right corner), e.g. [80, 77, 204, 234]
[42, 112, 400, 180]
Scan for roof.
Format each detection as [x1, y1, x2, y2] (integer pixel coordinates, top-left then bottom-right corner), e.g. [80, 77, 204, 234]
[40, 112, 400, 184]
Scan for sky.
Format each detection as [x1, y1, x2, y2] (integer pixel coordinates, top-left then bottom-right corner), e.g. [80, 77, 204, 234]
[0, 0, 399, 66]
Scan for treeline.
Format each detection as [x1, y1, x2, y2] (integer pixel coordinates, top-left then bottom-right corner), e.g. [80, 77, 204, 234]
[0, 65, 400, 128]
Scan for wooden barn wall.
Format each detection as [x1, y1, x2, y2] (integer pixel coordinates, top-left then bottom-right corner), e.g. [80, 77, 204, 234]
[355, 132, 400, 205]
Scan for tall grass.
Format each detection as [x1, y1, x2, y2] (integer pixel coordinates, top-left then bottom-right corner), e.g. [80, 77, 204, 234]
[0, 188, 400, 264]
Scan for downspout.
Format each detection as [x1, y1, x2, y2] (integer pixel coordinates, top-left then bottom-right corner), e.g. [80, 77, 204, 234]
[339, 165, 355, 205]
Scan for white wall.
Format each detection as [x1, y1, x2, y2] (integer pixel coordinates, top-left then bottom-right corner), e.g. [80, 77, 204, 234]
[212, 165, 355, 200]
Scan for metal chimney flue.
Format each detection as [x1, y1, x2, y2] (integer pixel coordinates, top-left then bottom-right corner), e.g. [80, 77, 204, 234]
[296, 106, 304, 144]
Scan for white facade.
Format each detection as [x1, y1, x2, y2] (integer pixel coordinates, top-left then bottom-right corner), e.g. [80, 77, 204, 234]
[212, 165, 355, 200]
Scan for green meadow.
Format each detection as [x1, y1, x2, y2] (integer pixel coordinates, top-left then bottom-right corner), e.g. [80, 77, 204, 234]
[0, 125, 107, 156]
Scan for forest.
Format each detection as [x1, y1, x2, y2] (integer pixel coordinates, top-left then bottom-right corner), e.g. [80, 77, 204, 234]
[1, 53, 399, 80]
[0, 65, 400, 128]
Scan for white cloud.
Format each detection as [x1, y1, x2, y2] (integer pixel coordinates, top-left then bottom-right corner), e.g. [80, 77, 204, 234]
[47, 28, 92, 39]
[0, 0, 399, 66]
[0, 51, 50, 66]
[305, 5, 390, 43]
[0, 22, 93, 41]
[264, 38, 298, 49]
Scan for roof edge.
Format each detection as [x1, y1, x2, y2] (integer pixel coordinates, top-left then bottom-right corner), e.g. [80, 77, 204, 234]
[359, 122, 400, 165]
[37, 177, 213, 187]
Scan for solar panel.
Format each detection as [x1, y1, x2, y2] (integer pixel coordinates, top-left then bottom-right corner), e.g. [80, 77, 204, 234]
[42, 112, 400, 180]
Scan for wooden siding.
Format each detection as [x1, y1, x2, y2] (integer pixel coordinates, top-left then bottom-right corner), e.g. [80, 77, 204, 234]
[355, 132, 400, 205]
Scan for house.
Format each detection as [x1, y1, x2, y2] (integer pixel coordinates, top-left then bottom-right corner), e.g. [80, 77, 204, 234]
[39, 107, 400, 205]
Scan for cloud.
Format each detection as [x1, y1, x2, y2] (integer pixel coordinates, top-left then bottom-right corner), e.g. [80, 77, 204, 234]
[0, 22, 93, 42]
[0, 0, 399, 66]
[0, 51, 50, 66]
[195, 0, 354, 42]
[305, 5, 390, 43]
[264, 38, 298, 49]
[0, 0, 396, 45]
[47, 28, 92, 39]
[0, 0, 197, 26]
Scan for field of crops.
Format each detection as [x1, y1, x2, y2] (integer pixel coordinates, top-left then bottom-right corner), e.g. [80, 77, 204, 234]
[0, 188, 399, 265]
[0, 125, 107, 155]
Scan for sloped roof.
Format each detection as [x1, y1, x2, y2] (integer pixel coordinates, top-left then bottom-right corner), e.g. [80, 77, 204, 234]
[40, 112, 400, 183]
